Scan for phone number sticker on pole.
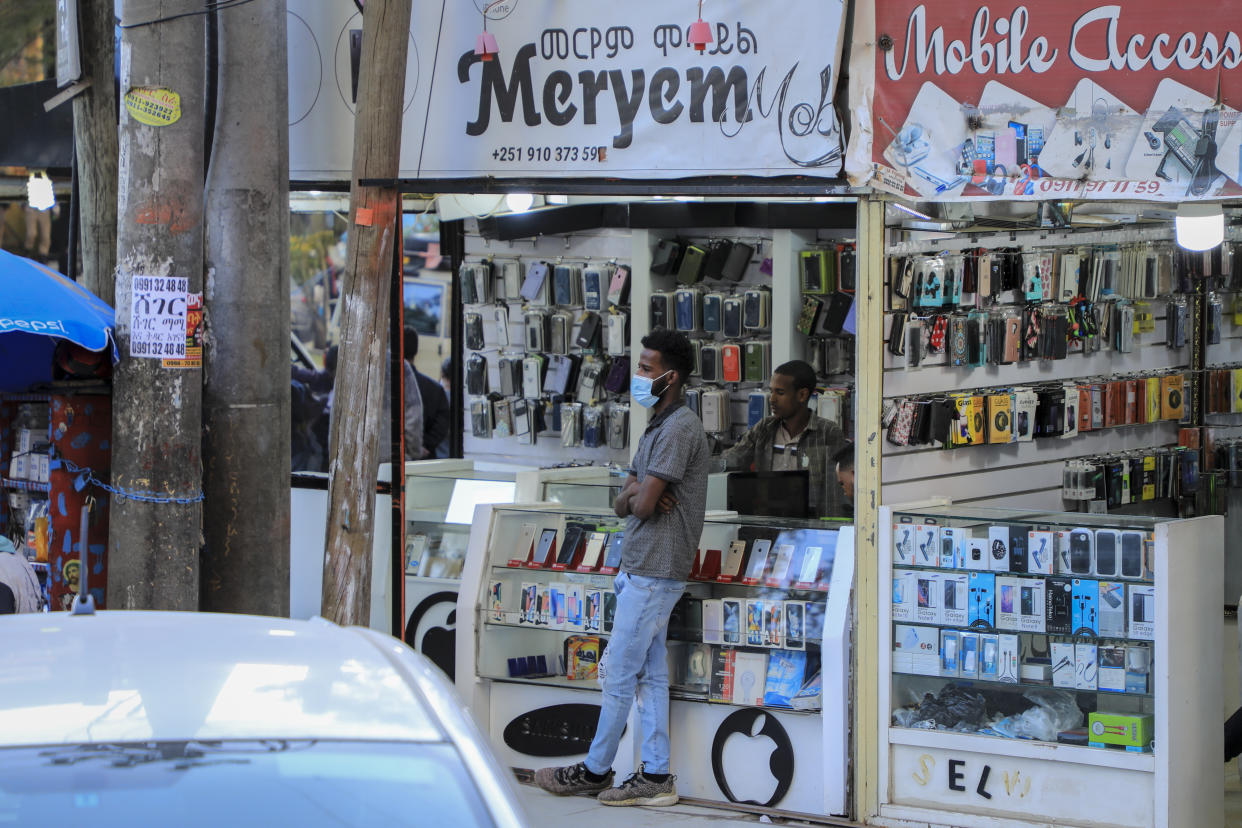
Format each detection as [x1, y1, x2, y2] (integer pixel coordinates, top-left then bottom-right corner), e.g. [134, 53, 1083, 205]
[128, 274, 189, 360]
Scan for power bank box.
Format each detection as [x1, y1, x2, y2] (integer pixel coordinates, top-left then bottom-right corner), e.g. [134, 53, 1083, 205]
[995, 576, 1022, 631]
[979, 634, 1000, 679]
[1051, 642, 1076, 688]
[1017, 578, 1046, 633]
[1098, 645, 1127, 693]
[941, 573, 970, 626]
[998, 634, 1020, 683]
[891, 569, 917, 622]
[987, 525, 1010, 572]
[893, 624, 940, 675]
[914, 524, 938, 567]
[914, 572, 941, 625]
[940, 630, 961, 676]
[959, 632, 980, 678]
[1097, 581, 1126, 637]
[969, 572, 995, 627]
[892, 524, 916, 565]
[940, 527, 968, 568]
[965, 538, 989, 571]
[1128, 584, 1155, 640]
[1027, 530, 1054, 575]
[1076, 643, 1098, 690]
[1072, 578, 1099, 635]
[1044, 576, 1073, 635]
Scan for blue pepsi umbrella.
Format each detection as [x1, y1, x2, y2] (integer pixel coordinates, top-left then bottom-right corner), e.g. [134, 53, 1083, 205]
[0, 248, 117, 391]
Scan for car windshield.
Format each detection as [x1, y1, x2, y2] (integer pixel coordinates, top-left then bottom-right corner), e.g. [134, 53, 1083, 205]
[0, 740, 494, 827]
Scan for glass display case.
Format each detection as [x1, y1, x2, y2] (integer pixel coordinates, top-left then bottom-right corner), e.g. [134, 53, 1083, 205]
[458, 503, 855, 818]
[877, 503, 1222, 828]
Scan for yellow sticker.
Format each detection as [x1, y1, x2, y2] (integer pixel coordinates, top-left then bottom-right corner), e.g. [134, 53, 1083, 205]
[124, 87, 181, 127]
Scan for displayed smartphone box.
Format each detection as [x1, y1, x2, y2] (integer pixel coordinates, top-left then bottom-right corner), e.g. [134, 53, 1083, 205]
[702, 599, 723, 644]
[997, 634, 1020, 683]
[893, 624, 940, 676]
[940, 630, 960, 676]
[914, 572, 941, 625]
[1098, 645, 1127, 692]
[987, 525, 1010, 572]
[1076, 643, 1098, 690]
[892, 524, 916, 565]
[995, 576, 1021, 631]
[1088, 712, 1152, 750]
[965, 538, 989, 571]
[941, 572, 969, 626]
[1017, 578, 1046, 633]
[1007, 525, 1029, 574]
[1051, 642, 1076, 688]
[1097, 581, 1126, 637]
[979, 633, 1000, 679]
[968, 572, 995, 627]
[914, 524, 938, 566]
[1072, 578, 1099, 635]
[1027, 530, 1054, 575]
[1045, 576, 1073, 635]
[1128, 584, 1155, 640]
[891, 569, 917, 622]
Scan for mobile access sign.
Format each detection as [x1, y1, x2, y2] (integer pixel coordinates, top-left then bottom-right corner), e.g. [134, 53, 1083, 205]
[849, 2, 1242, 200]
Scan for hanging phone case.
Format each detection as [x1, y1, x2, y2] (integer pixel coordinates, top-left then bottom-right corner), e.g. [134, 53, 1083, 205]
[721, 343, 742, 382]
[651, 239, 683, 275]
[466, 353, 489, 396]
[607, 265, 631, 306]
[520, 261, 550, 303]
[583, 268, 604, 311]
[576, 311, 602, 350]
[743, 340, 769, 382]
[677, 244, 707, 284]
[674, 288, 702, 332]
[493, 305, 510, 347]
[703, 293, 724, 333]
[721, 242, 753, 281]
[650, 292, 672, 329]
[723, 297, 744, 338]
[459, 263, 480, 305]
[743, 288, 770, 330]
[524, 309, 547, 351]
[703, 239, 734, 280]
[498, 356, 519, 397]
[465, 312, 485, 351]
[607, 311, 628, 356]
[501, 261, 523, 299]
[839, 246, 857, 292]
[522, 355, 545, 398]
[608, 405, 629, 449]
[603, 356, 630, 394]
[800, 250, 830, 294]
[888, 312, 907, 356]
[797, 295, 823, 335]
[470, 398, 492, 437]
[700, 345, 720, 382]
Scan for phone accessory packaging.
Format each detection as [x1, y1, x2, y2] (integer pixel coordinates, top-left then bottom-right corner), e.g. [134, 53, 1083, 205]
[1027, 530, 1054, 575]
[797, 295, 822, 335]
[524, 309, 547, 352]
[702, 239, 734, 281]
[520, 261, 550, 303]
[987, 525, 1010, 572]
[721, 242, 753, 282]
[470, 398, 493, 437]
[466, 353, 489, 396]
[721, 343, 742, 383]
[703, 293, 725, 333]
[940, 630, 960, 677]
[743, 340, 770, 383]
[893, 624, 939, 676]
[674, 288, 702, 332]
[500, 261, 523, 299]
[892, 523, 915, 565]
[913, 524, 937, 567]
[1045, 576, 1073, 635]
[573, 311, 601, 351]
[747, 390, 768, 428]
[552, 265, 581, 306]
[1097, 580, 1126, 637]
[968, 572, 995, 627]
[464, 312, 485, 351]
[607, 265, 631, 306]
[701, 388, 729, 433]
[650, 238, 683, 275]
[1072, 578, 1099, 635]
[548, 311, 571, 355]
[650, 292, 673, 330]
[603, 356, 630, 395]
[800, 250, 831, 294]
[608, 404, 629, 450]
[722, 297, 744, 338]
[583, 267, 605, 311]
[1128, 584, 1155, 639]
[521, 355, 545, 398]
[1075, 643, 1098, 690]
[492, 305, 511, 347]
[606, 311, 628, 356]
[939, 526, 964, 568]
[743, 288, 771, 330]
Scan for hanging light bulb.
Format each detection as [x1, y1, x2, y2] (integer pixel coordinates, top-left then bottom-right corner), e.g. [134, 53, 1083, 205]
[475, 0, 501, 61]
[26, 171, 55, 211]
[688, 0, 712, 52]
[505, 193, 534, 213]
[1175, 202, 1224, 251]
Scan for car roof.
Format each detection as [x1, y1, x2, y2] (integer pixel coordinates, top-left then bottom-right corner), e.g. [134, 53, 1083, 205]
[0, 611, 443, 747]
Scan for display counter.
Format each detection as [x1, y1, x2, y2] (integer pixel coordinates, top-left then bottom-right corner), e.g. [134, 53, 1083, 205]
[457, 502, 854, 818]
[876, 503, 1222, 828]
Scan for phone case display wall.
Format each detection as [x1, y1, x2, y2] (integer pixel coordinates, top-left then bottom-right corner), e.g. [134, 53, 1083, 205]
[647, 229, 854, 445]
[459, 227, 633, 467]
[876, 504, 1222, 828]
[881, 228, 1202, 513]
[457, 504, 855, 818]
[0, 393, 111, 611]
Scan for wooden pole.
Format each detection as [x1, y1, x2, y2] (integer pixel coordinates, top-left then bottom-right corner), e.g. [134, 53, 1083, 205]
[107, 0, 205, 610]
[202, 0, 291, 615]
[71, 0, 118, 306]
[321, 0, 413, 626]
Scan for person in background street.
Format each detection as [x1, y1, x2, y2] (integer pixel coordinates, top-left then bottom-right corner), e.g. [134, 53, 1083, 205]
[722, 360, 849, 518]
[536, 328, 709, 808]
[0, 536, 41, 613]
[834, 441, 854, 519]
[436, 356, 453, 458]
[404, 328, 449, 459]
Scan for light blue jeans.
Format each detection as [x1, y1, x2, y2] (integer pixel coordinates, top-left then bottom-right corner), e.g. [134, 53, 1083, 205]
[585, 571, 685, 776]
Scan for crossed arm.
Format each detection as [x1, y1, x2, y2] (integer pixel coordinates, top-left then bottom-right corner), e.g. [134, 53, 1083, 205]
[614, 473, 679, 520]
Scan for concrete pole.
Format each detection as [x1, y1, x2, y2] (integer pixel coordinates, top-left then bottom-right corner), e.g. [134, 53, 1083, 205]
[321, 0, 412, 626]
[201, 0, 290, 615]
[107, 0, 205, 610]
[71, 0, 118, 307]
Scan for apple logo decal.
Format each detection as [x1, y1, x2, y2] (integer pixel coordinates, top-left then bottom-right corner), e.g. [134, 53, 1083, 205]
[405, 592, 457, 680]
[710, 709, 794, 807]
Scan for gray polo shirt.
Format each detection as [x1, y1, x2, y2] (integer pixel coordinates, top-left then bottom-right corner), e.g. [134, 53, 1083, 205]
[623, 402, 710, 581]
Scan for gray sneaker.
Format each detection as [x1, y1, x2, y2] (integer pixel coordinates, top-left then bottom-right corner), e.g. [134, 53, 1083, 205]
[534, 762, 614, 796]
[597, 766, 679, 807]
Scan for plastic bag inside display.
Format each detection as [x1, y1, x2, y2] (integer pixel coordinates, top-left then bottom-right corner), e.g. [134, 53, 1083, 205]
[893, 685, 1083, 742]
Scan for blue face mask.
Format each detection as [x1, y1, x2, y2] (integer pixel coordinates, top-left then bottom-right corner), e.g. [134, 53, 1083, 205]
[630, 370, 672, 408]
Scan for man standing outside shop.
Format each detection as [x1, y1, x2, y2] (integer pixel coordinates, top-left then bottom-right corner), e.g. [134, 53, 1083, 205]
[722, 360, 850, 518]
[535, 329, 709, 807]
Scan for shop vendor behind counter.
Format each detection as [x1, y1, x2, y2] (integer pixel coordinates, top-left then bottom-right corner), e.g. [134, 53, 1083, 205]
[721, 360, 849, 519]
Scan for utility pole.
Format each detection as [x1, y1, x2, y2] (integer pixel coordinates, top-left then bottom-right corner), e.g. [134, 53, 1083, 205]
[321, 0, 412, 626]
[201, 0, 290, 615]
[71, 0, 118, 306]
[107, 0, 205, 610]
